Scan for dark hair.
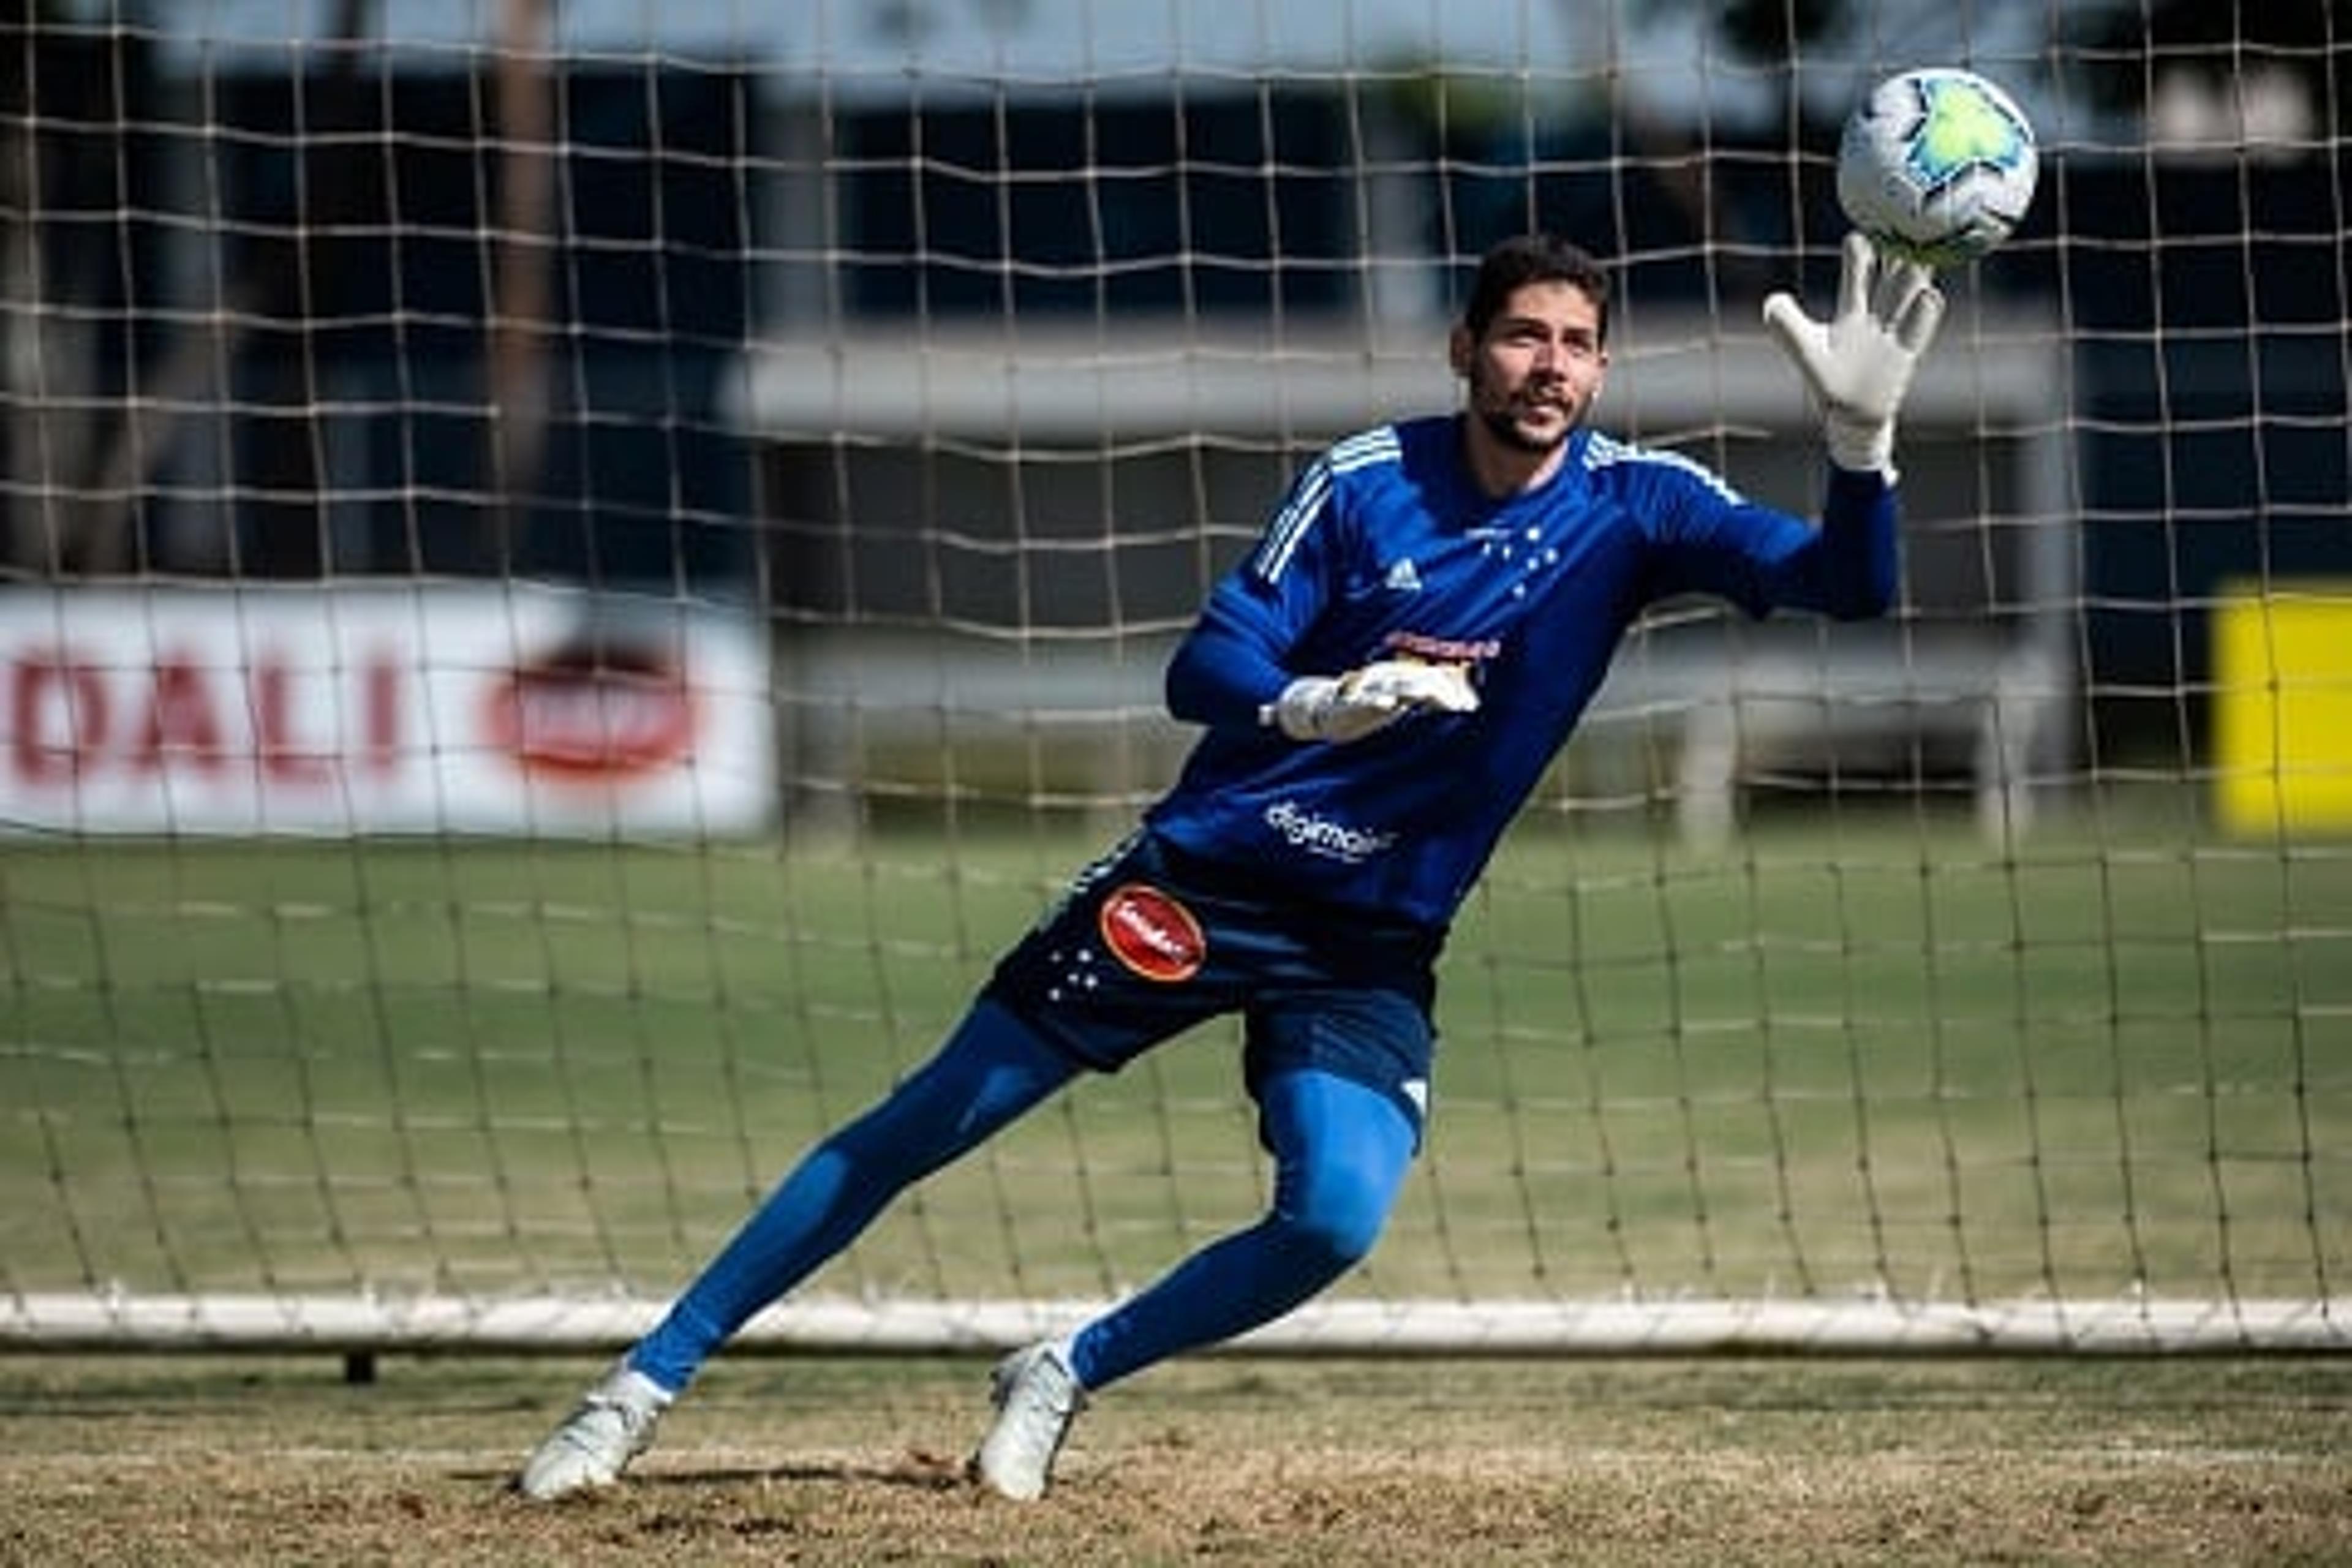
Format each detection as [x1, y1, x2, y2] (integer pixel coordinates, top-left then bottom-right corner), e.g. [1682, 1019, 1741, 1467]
[1460, 235, 1611, 345]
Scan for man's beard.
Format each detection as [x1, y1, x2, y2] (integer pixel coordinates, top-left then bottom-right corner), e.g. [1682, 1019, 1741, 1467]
[1474, 397, 1570, 455]
[1470, 368, 1574, 454]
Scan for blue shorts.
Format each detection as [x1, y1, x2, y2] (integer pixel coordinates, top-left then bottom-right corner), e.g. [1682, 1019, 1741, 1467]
[982, 831, 1442, 1141]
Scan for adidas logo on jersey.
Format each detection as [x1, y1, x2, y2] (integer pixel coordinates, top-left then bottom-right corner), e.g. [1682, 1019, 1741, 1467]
[1384, 557, 1422, 592]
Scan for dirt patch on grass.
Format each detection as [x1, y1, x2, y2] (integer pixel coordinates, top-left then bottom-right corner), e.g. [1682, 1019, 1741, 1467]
[3, 1355, 2348, 1565]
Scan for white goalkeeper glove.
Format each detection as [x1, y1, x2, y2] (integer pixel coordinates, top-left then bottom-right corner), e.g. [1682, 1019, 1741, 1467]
[1265, 659, 1480, 744]
[1762, 231, 1947, 477]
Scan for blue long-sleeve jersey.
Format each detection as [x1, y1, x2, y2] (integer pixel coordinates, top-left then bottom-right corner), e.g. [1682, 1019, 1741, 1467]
[1147, 415, 1898, 929]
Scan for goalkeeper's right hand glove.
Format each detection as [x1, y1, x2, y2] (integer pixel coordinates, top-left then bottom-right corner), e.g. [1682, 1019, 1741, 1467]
[1265, 659, 1479, 744]
[1761, 231, 1946, 477]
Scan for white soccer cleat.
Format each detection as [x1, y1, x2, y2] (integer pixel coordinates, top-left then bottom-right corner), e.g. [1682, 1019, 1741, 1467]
[970, 1341, 1087, 1501]
[513, 1360, 673, 1501]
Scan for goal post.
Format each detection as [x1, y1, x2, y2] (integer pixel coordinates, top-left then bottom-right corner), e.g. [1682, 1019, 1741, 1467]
[3, 4, 2348, 1359]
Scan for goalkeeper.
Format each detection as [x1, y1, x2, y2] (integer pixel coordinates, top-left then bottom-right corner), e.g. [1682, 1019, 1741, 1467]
[516, 230, 1944, 1503]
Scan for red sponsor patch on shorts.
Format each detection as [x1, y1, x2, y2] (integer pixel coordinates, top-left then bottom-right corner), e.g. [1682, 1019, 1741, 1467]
[1097, 882, 1206, 982]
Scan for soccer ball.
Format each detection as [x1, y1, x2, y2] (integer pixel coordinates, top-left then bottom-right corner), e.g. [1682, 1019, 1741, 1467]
[1836, 68, 2038, 268]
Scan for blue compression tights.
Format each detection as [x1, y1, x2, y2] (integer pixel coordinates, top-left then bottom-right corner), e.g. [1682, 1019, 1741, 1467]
[1068, 1065, 1415, 1389]
[627, 1000, 1417, 1396]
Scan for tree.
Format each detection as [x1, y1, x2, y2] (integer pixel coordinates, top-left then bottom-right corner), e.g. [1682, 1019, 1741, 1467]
[0, 1, 143, 575]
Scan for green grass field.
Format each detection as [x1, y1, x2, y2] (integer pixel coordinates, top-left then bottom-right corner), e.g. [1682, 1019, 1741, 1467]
[4, 816, 2350, 1563]
[6, 811, 2346, 1319]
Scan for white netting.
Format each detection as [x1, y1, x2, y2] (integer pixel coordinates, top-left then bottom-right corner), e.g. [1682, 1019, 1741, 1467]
[2, 2, 2345, 1352]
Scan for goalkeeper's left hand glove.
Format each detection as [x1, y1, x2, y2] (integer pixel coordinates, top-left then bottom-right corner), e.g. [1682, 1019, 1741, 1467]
[1762, 231, 1946, 477]
[1265, 659, 1479, 744]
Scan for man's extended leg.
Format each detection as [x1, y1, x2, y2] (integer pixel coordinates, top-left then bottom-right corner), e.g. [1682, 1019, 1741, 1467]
[516, 1000, 1076, 1499]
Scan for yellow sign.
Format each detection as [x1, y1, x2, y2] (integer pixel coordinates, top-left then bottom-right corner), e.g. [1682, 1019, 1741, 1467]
[2214, 583, 2352, 833]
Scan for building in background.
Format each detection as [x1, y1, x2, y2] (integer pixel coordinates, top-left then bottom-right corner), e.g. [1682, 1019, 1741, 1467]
[6, 1, 2345, 794]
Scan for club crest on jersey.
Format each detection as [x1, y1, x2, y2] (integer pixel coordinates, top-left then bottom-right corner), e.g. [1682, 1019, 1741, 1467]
[1098, 882, 1207, 982]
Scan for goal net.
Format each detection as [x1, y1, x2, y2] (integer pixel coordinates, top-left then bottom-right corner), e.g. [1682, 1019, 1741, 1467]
[4, 2, 2345, 1357]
